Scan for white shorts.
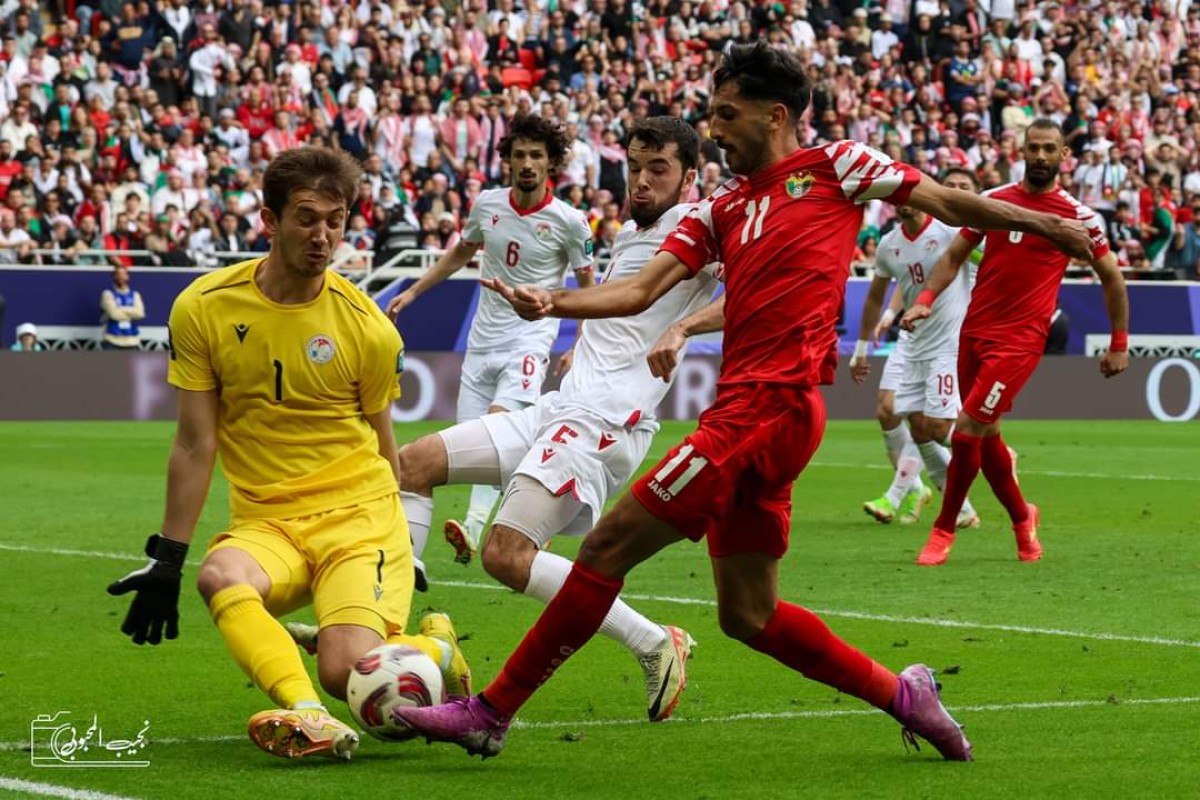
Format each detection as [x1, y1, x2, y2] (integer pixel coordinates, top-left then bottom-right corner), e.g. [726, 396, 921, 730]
[439, 393, 656, 547]
[457, 348, 550, 422]
[878, 336, 908, 393]
[894, 351, 961, 420]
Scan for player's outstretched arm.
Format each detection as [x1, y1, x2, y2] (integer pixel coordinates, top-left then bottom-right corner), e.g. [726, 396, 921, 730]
[1090, 251, 1130, 378]
[387, 240, 483, 320]
[648, 293, 726, 382]
[107, 389, 218, 645]
[906, 176, 1094, 260]
[900, 234, 975, 331]
[484, 250, 691, 321]
[850, 276, 892, 384]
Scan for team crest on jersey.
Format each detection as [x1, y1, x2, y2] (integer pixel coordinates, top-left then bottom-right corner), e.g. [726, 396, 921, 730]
[785, 172, 815, 199]
[925, 239, 940, 253]
[535, 222, 553, 242]
[306, 334, 336, 365]
[492, 214, 500, 226]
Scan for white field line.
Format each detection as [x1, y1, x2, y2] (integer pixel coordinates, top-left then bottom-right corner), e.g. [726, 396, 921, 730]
[810, 460, 1200, 482]
[2, 543, 1199, 650]
[1, 697, 1197, 753]
[0, 778, 142, 800]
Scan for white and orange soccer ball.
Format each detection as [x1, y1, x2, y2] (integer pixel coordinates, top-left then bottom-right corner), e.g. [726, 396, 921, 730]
[346, 645, 445, 741]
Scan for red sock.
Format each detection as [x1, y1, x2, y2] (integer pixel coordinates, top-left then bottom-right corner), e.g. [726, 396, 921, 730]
[934, 431, 984, 532]
[482, 562, 622, 717]
[980, 434, 1029, 525]
[747, 601, 898, 710]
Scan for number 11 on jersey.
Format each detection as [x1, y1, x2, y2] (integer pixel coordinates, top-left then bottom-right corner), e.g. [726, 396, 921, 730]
[741, 196, 771, 244]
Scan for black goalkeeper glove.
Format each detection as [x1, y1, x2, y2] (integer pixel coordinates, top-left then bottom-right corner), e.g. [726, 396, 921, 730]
[107, 534, 189, 645]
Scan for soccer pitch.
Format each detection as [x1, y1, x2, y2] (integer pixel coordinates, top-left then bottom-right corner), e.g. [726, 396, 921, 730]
[2, 420, 1198, 799]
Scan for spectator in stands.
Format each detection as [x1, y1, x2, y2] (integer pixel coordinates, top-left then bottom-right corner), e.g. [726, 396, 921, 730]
[0, 208, 32, 263]
[10, 321, 44, 352]
[213, 211, 247, 259]
[1169, 201, 1200, 281]
[99, 265, 144, 350]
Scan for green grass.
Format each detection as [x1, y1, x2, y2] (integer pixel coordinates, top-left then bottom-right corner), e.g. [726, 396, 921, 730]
[1, 420, 1199, 799]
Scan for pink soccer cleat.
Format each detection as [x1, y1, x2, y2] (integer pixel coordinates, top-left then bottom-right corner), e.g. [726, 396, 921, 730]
[391, 695, 511, 759]
[893, 664, 973, 761]
[916, 528, 956, 566]
[1014, 503, 1042, 562]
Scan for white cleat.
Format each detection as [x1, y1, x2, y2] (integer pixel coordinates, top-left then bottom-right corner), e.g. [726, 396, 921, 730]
[955, 509, 982, 530]
[640, 626, 695, 722]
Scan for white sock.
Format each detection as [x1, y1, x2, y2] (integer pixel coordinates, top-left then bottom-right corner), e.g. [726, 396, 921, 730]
[464, 484, 501, 541]
[917, 441, 950, 491]
[400, 491, 433, 561]
[918, 440, 976, 518]
[885, 442, 923, 508]
[881, 424, 911, 469]
[525, 551, 666, 656]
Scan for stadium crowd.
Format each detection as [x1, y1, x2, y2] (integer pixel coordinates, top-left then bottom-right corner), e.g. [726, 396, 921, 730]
[0, 0, 1198, 279]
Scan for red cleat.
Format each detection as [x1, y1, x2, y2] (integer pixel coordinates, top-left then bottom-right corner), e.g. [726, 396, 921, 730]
[916, 528, 956, 566]
[1014, 503, 1042, 562]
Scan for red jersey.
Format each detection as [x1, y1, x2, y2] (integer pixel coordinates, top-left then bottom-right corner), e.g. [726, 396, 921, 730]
[659, 141, 921, 388]
[959, 182, 1109, 351]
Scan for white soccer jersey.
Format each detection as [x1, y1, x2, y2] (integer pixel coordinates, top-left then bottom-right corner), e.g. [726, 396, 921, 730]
[558, 203, 722, 426]
[874, 217, 970, 360]
[461, 188, 594, 354]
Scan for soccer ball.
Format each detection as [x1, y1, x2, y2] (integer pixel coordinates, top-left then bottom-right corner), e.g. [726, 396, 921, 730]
[346, 645, 445, 741]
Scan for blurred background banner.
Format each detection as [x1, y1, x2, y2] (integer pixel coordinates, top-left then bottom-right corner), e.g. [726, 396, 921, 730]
[3, 268, 1199, 355]
[3, 352, 1197, 423]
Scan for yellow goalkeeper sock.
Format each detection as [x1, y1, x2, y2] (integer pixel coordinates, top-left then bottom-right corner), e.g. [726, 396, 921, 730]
[209, 584, 320, 709]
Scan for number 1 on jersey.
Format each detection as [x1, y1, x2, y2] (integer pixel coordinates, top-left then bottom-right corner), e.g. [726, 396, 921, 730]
[740, 196, 771, 244]
[273, 359, 283, 402]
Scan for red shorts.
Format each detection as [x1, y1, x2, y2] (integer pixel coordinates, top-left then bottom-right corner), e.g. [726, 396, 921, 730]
[630, 384, 826, 559]
[958, 335, 1042, 424]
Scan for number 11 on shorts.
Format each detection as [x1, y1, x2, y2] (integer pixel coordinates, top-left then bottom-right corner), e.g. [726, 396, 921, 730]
[653, 443, 709, 498]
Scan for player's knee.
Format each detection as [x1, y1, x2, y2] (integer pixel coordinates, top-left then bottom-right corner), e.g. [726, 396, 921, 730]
[481, 526, 535, 591]
[875, 400, 898, 428]
[195, 550, 266, 604]
[397, 435, 446, 494]
[922, 418, 952, 444]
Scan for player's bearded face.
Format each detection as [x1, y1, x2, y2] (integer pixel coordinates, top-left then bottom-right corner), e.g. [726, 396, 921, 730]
[627, 140, 690, 228]
[510, 139, 551, 192]
[1022, 130, 1065, 190]
[273, 190, 347, 277]
[709, 87, 771, 176]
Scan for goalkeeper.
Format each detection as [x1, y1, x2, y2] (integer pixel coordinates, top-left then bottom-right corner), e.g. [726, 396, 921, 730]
[106, 148, 470, 762]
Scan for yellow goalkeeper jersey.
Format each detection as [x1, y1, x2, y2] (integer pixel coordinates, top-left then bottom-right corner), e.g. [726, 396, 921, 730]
[167, 258, 403, 521]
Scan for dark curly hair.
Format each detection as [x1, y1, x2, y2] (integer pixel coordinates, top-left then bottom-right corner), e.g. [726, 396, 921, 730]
[713, 41, 812, 122]
[498, 114, 573, 169]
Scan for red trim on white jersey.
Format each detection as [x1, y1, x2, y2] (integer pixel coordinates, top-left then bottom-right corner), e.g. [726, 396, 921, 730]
[508, 186, 556, 217]
[900, 213, 936, 242]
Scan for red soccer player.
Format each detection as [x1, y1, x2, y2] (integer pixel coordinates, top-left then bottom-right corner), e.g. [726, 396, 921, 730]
[902, 119, 1130, 567]
[391, 43, 1095, 762]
